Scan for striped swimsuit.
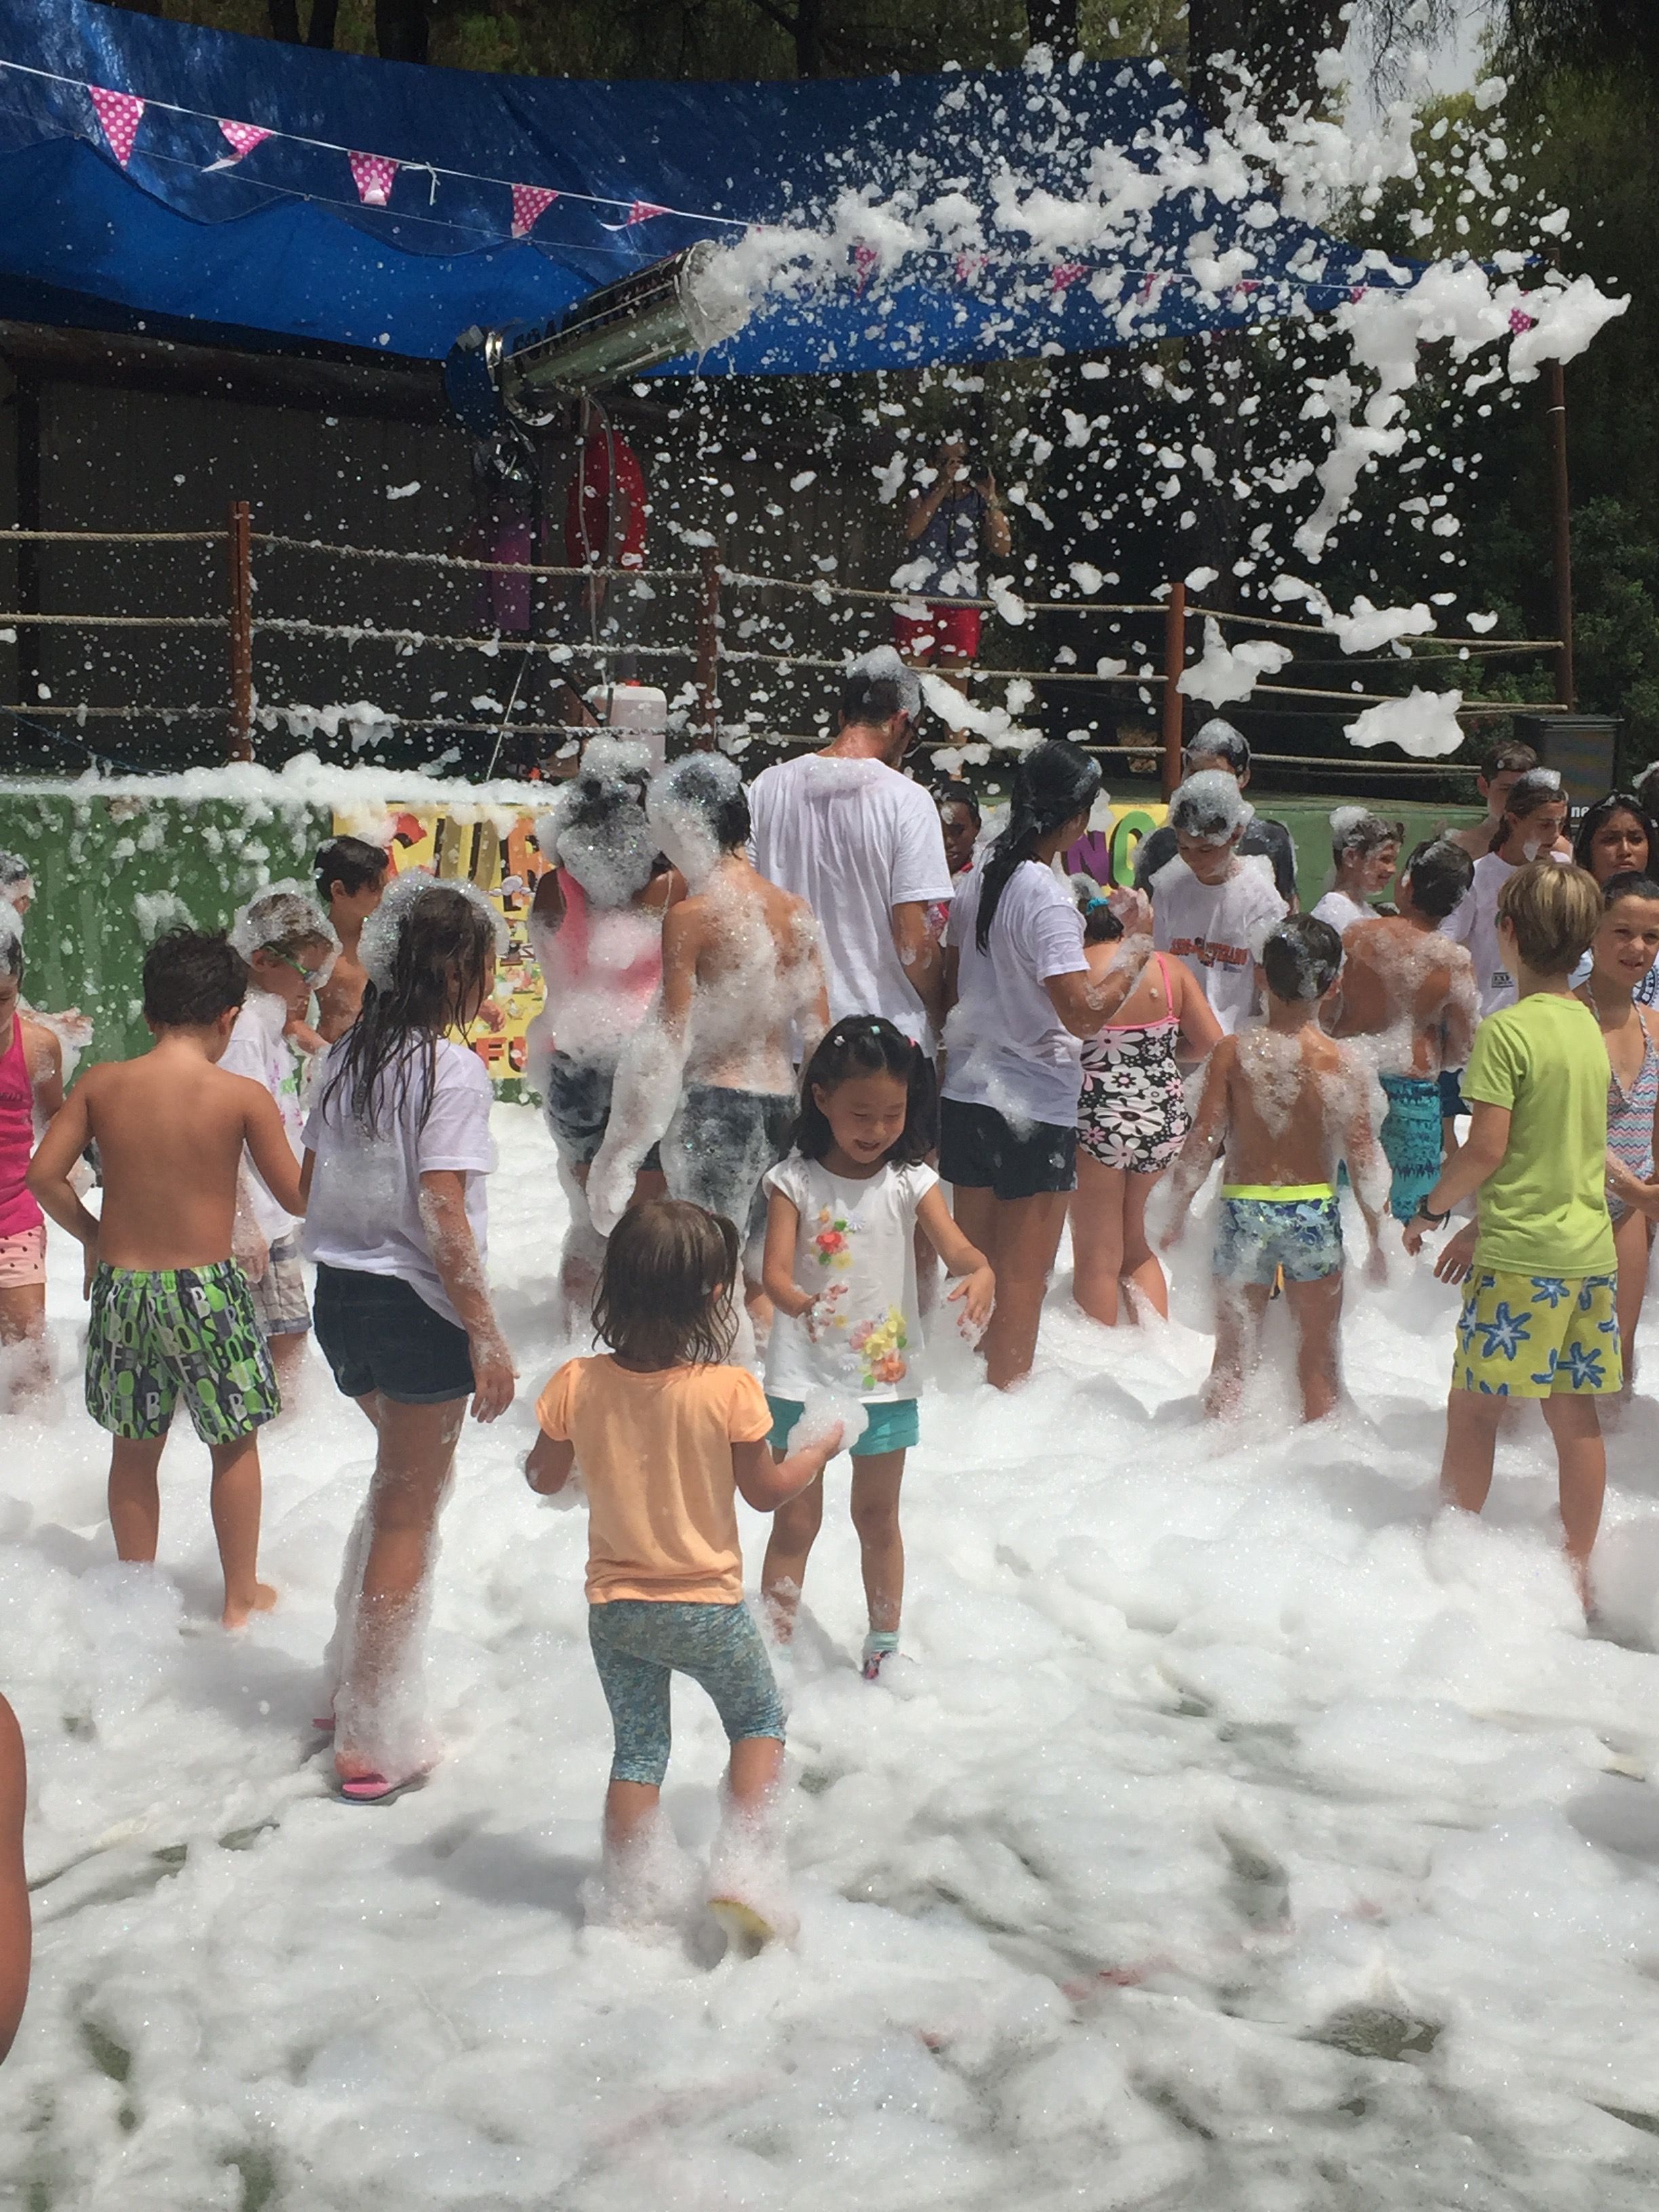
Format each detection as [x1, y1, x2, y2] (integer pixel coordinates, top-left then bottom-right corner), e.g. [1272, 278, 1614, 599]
[1606, 1010, 1659, 1226]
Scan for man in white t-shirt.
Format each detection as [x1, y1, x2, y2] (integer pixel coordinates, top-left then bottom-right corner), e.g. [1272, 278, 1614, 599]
[749, 649, 954, 1054]
[1151, 771, 1287, 1035]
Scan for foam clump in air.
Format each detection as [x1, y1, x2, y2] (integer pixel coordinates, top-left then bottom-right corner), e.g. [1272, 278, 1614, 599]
[1168, 769, 1254, 843]
[1345, 689, 1465, 760]
[1177, 617, 1292, 707]
[359, 869, 506, 993]
[228, 881, 341, 977]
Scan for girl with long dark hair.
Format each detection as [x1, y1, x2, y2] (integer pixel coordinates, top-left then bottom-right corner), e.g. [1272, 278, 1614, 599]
[940, 741, 1155, 1386]
[1442, 767, 1571, 1017]
[302, 874, 514, 1802]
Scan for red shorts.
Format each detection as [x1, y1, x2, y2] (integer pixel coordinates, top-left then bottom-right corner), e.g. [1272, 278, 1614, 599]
[892, 602, 982, 661]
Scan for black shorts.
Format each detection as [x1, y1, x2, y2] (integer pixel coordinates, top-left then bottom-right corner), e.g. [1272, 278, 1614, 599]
[541, 1050, 662, 1173]
[938, 1096, 1077, 1200]
[313, 1265, 475, 1406]
[665, 1085, 796, 1243]
[1437, 1066, 1466, 1120]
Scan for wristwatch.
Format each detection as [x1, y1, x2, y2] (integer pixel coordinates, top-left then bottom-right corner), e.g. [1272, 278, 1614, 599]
[1411, 1204, 1451, 1227]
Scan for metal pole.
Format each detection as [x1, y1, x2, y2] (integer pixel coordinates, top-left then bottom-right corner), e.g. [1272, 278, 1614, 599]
[1160, 578, 1187, 797]
[226, 499, 253, 763]
[695, 544, 720, 747]
[1546, 359, 1574, 711]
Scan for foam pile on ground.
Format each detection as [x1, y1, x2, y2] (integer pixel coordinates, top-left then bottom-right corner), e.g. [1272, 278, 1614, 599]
[6, 1107, 1659, 2207]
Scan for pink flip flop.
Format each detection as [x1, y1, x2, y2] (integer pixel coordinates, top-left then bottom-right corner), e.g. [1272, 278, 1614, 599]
[335, 1769, 428, 1805]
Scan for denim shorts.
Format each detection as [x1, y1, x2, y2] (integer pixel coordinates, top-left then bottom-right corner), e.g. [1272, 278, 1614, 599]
[938, 1096, 1076, 1200]
[588, 1599, 784, 1786]
[541, 1050, 662, 1174]
[312, 1264, 474, 1406]
[765, 1394, 920, 1458]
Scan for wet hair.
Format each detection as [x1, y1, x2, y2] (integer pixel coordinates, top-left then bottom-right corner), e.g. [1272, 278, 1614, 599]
[1261, 914, 1343, 1002]
[1600, 871, 1659, 909]
[840, 646, 922, 729]
[1168, 767, 1252, 845]
[541, 737, 657, 905]
[1071, 872, 1123, 945]
[1330, 807, 1404, 865]
[0, 851, 32, 903]
[1492, 766, 1564, 853]
[142, 929, 249, 1027]
[975, 739, 1102, 953]
[592, 1197, 741, 1370]
[1496, 860, 1601, 974]
[651, 751, 750, 855]
[0, 907, 22, 979]
[792, 1015, 935, 1168]
[1400, 837, 1474, 920]
[321, 879, 497, 1137]
[314, 835, 389, 905]
[1481, 739, 1538, 781]
[937, 781, 981, 826]
[1185, 718, 1250, 774]
[231, 885, 337, 966]
[1572, 791, 1658, 881]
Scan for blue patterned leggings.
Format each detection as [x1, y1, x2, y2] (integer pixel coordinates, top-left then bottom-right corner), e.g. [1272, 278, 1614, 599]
[588, 1599, 785, 1786]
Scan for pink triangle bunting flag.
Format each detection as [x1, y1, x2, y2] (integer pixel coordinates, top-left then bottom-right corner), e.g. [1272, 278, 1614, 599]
[88, 87, 144, 168]
[350, 151, 398, 207]
[626, 201, 669, 225]
[511, 184, 558, 239]
[220, 121, 272, 163]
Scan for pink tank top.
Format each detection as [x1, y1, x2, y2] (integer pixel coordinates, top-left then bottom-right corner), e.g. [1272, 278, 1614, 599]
[0, 1015, 41, 1237]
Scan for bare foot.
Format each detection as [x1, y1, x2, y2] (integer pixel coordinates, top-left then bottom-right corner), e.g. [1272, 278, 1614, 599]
[222, 1582, 279, 1631]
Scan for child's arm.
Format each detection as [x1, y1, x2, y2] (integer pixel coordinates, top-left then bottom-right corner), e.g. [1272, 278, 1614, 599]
[1158, 1040, 1234, 1247]
[1401, 1102, 1511, 1254]
[26, 1079, 100, 1287]
[733, 1425, 843, 1512]
[417, 1169, 516, 1421]
[586, 905, 698, 1234]
[914, 1184, 994, 1326]
[241, 1086, 308, 1220]
[525, 1433, 577, 1496]
[1173, 958, 1223, 1064]
[760, 1189, 816, 1321]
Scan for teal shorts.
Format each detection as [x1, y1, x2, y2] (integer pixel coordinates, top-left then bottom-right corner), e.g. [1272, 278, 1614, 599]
[765, 1394, 920, 1458]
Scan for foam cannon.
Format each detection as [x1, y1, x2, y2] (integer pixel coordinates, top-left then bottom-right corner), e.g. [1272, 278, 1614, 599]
[445, 240, 750, 434]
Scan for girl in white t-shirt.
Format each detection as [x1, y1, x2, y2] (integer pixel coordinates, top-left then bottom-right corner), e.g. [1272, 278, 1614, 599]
[1441, 768, 1571, 1017]
[1311, 808, 1402, 939]
[760, 1017, 993, 1680]
[302, 874, 516, 1803]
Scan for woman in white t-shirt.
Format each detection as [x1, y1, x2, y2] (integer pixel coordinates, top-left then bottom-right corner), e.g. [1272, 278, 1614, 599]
[302, 875, 515, 1803]
[941, 741, 1156, 1387]
[1311, 808, 1402, 939]
[1441, 768, 1570, 1017]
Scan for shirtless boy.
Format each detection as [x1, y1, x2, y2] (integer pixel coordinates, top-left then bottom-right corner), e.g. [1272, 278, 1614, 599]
[588, 753, 828, 1315]
[314, 836, 389, 1043]
[1326, 837, 1478, 1222]
[28, 930, 307, 1626]
[1162, 915, 1387, 1424]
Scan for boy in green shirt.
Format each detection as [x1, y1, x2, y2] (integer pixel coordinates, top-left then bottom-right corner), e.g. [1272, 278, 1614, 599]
[1405, 861, 1616, 1601]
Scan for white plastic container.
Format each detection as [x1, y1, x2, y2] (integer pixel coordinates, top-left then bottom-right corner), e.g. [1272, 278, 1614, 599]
[585, 683, 668, 771]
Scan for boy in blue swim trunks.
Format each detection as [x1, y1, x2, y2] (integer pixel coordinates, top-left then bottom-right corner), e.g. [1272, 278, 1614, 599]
[1404, 861, 1615, 1603]
[1164, 915, 1387, 1423]
[29, 930, 306, 1628]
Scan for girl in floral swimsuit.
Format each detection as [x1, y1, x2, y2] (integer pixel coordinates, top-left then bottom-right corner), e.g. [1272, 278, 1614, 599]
[1069, 884, 1223, 1328]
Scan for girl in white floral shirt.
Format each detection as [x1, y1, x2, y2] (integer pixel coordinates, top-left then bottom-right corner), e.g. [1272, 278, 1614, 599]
[760, 1017, 992, 1678]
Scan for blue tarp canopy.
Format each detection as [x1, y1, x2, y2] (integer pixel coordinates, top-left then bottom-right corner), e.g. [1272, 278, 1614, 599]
[0, 0, 1408, 372]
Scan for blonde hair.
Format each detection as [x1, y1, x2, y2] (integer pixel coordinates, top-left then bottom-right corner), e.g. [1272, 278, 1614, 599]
[1496, 861, 1602, 975]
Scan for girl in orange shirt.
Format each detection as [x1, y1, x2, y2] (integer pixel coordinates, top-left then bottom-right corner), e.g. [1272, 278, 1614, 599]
[527, 1198, 838, 1948]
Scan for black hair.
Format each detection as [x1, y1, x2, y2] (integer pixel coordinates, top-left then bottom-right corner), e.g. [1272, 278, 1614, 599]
[1572, 791, 1659, 881]
[792, 1015, 935, 1168]
[975, 739, 1101, 954]
[1601, 870, 1659, 909]
[315, 835, 389, 904]
[592, 1198, 740, 1370]
[0, 924, 22, 981]
[1400, 837, 1474, 920]
[1261, 914, 1343, 1002]
[320, 884, 495, 1139]
[1070, 872, 1123, 945]
[1185, 718, 1250, 773]
[657, 753, 750, 853]
[1492, 767, 1565, 852]
[142, 929, 249, 1027]
[839, 661, 920, 729]
[937, 781, 981, 826]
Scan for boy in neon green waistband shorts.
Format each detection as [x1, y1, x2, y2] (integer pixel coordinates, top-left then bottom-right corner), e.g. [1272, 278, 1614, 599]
[1404, 861, 1615, 1603]
[1162, 915, 1388, 1423]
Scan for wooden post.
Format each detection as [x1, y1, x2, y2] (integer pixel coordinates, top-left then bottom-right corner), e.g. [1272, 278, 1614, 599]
[226, 499, 253, 764]
[694, 544, 720, 747]
[1546, 359, 1575, 711]
[1160, 579, 1187, 797]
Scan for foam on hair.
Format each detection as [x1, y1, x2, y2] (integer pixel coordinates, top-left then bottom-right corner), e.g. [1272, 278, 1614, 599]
[1168, 768, 1253, 844]
[840, 644, 922, 726]
[1261, 914, 1343, 1002]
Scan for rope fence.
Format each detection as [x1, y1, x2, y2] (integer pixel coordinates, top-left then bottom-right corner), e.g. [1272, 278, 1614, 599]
[0, 504, 1572, 791]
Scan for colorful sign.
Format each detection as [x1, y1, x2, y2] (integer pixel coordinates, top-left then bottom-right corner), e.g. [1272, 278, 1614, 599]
[1065, 801, 1170, 888]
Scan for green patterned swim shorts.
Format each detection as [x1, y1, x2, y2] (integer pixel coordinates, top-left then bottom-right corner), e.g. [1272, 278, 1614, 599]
[86, 1261, 279, 1444]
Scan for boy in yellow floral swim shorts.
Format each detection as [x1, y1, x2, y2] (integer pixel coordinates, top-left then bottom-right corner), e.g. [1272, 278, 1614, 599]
[1405, 863, 1616, 1601]
[757, 1019, 994, 1679]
